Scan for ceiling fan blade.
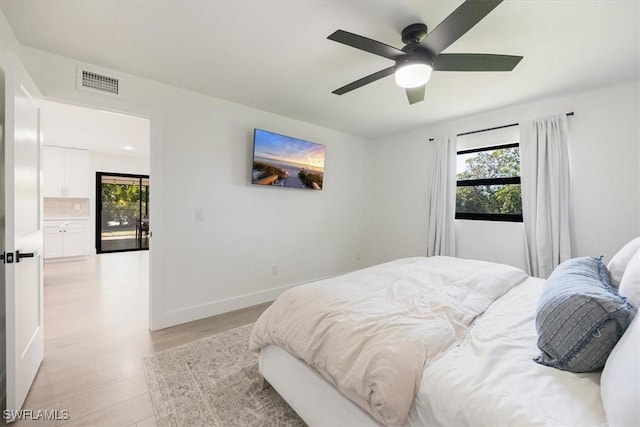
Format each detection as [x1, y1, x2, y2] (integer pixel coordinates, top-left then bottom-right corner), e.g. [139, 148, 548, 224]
[328, 30, 403, 60]
[406, 85, 425, 105]
[422, 0, 503, 56]
[434, 54, 523, 71]
[332, 66, 395, 95]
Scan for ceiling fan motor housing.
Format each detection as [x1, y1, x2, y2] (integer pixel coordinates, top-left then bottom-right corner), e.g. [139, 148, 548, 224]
[395, 50, 433, 71]
[401, 23, 428, 45]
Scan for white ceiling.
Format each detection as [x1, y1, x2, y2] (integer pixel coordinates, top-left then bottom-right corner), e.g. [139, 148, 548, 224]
[2, 1, 638, 139]
[41, 100, 150, 156]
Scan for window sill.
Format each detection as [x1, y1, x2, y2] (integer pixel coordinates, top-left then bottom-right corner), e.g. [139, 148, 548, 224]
[455, 213, 523, 222]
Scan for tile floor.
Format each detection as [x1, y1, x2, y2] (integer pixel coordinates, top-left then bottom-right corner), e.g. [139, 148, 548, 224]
[12, 251, 268, 426]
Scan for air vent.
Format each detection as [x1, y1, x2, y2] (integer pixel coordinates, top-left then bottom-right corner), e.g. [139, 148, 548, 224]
[80, 70, 119, 95]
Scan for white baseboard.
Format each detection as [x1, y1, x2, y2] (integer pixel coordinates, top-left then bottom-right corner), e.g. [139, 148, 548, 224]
[44, 255, 88, 264]
[158, 271, 349, 330]
[159, 283, 295, 329]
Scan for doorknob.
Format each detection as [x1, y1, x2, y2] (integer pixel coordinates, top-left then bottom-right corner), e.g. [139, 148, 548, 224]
[16, 250, 35, 263]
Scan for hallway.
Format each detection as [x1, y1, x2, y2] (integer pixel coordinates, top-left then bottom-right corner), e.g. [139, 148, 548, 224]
[14, 252, 267, 426]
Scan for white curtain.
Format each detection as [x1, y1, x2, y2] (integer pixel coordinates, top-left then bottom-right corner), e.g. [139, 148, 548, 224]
[520, 115, 572, 278]
[426, 136, 456, 257]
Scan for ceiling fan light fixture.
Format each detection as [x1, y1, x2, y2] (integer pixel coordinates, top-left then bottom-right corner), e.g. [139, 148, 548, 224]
[394, 62, 433, 88]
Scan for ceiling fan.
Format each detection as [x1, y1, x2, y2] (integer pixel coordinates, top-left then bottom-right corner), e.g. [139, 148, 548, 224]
[328, 0, 523, 105]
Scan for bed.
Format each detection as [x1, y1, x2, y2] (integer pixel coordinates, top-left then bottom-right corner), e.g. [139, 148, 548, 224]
[249, 254, 639, 426]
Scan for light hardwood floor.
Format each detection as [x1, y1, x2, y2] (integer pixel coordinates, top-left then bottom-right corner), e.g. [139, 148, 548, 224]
[13, 251, 269, 426]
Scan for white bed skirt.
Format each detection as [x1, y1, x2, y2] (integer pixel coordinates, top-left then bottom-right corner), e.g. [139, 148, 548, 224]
[259, 344, 380, 426]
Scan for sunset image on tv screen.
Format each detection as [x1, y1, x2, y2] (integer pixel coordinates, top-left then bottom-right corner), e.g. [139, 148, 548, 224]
[251, 129, 325, 190]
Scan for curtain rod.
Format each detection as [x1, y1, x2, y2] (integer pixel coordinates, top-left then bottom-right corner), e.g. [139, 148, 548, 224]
[428, 112, 574, 141]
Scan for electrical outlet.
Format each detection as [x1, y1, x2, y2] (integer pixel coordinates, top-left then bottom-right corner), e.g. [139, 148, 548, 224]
[272, 265, 279, 275]
[195, 209, 204, 222]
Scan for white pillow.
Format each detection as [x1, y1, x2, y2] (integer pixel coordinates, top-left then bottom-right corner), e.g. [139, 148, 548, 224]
[608, 237, 640, 288]
[600, 313, 640, 427]
[619, 249, 640, 309]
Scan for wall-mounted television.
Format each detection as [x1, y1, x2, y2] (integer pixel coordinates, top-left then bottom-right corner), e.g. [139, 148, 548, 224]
[251, 128, 325, 190]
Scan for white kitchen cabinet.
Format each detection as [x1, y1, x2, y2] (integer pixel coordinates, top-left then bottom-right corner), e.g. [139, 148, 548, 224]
[63, 148, 90, 197]
[43, 146, 65, 198]
[61, 222, 88, 257]
[44, 220, 88, 259]
[43, 146, 90, 198]
[43, 223, 63, 258]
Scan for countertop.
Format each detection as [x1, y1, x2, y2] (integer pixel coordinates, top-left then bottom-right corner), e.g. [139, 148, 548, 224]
[44, 217, 89, 221]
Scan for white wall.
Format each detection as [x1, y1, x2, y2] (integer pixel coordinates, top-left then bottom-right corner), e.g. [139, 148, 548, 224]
[362, 132, 432, 263]
[365, 81, 640, 270]
[89, 152, 150, 254]
[17, 45, 369, 329]
[3, 6, 638, 332]
[0, 9, 20, 72]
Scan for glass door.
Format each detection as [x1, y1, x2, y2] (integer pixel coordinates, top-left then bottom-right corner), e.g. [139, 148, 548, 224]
[96, 172, 150, 253]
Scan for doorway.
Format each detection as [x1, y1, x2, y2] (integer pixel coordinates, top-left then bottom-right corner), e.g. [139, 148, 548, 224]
[96, 172, 150, 253]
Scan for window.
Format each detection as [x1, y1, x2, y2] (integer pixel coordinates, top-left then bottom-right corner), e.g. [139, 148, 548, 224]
[456, 143, 522, 222]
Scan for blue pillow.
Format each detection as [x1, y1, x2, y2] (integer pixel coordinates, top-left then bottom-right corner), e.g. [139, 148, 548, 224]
[534, 257, 635, 372]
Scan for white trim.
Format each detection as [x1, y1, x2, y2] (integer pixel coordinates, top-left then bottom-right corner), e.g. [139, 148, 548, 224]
[44, 255, 88, 264]
[160, 283, 295, 329]
[159, 272, 345, 329]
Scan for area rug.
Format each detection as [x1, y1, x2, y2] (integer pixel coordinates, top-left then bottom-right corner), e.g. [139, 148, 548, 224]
[143, 323, 305, 426]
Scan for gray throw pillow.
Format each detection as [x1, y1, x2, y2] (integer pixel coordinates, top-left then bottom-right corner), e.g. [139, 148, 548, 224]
[534, 257, 635, 373]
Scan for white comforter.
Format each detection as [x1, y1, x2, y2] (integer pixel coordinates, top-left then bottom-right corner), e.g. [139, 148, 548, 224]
[249, 256, 528, 426]
[407, 276, 608, 427]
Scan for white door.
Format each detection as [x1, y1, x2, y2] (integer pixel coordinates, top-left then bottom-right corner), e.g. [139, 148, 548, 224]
[3, 52, 44, 420]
